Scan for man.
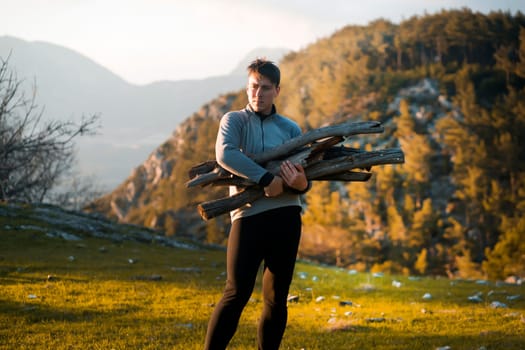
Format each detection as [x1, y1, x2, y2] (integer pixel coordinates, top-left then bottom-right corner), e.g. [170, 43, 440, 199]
[204, 58, 310, 350]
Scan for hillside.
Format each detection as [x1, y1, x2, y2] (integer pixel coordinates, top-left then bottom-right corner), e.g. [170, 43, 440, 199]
[1, 202, 524, 349]
[86, 9, 525, 280]
[0, 36, 288, 188]
[0, 201, 198, 250]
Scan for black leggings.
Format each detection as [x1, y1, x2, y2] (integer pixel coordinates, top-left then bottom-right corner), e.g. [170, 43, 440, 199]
[204, 206, 302, 350]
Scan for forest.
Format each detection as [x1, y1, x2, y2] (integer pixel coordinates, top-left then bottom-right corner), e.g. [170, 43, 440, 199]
[89, 9, 525, 280]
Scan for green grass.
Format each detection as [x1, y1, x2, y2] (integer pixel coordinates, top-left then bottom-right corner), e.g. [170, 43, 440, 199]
[1, 227, 524, 349]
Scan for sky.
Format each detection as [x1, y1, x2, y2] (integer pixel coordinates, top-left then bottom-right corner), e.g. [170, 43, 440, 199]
[2, 0, 524, 85]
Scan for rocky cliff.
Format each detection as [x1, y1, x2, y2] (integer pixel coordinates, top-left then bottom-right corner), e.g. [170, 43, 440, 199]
[85, 93, 239, 238]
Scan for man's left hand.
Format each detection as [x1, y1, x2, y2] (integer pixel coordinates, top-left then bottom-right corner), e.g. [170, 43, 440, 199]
[280, 160, 308, 191]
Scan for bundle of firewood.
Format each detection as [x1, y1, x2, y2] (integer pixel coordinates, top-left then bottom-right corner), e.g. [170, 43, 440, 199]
[186, 120, 404, 220]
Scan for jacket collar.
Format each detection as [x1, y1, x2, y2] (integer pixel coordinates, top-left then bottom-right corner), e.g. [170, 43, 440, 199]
[247, 103, 276, 120]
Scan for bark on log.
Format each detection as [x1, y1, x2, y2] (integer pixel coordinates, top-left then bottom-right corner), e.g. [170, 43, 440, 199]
[188, 120, 404, 220]
[251, 120, 383, 164]
[312, 171, 372, 182]
[306, 148, 404, 179]
[188, 145, 367, 184]
[186, 121, 383, 188]
[209, 170, 372, 187]
[197, 148, 404, 220]
[187, 160, 216, 179]
[198, 187, 263, 221]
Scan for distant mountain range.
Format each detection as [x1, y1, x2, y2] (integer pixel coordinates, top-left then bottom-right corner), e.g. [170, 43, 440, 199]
[0, 36, 289, 189]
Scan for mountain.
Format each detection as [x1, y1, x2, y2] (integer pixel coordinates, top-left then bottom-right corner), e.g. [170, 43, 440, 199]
[0, 36, 289, 189]
[86, 9, 525, 280]
[85, 92, 240, 241]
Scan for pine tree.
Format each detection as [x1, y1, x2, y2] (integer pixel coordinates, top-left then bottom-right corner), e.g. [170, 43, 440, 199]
[483, 216, 525, 280]
[394, 98, 433, 204]
[455, 249, 484, 279]
[414, 248, 428, 275]
[386, 205, 407, 244]
[303, 181, 333, 226]
[409, 198, 437, 248]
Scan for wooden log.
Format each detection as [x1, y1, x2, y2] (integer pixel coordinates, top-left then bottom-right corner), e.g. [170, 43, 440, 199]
[188, 145, 367, 186]
[187, 160, 217, 179]
[306, 148, 404, 179]
[185, 166, 232, 188]
[210, 170, 372, 187]
[186, 120, 383, 187]
[313, 171, 372, 182]
[251, 120, 384, 164]
[197, 148, 404, 220]
[203, 144, 370, 187]
[264, 136, 344, 175]
[321, 146, 367, 159]
[198, 187, 263, 221]
[186, 136, 342, 188]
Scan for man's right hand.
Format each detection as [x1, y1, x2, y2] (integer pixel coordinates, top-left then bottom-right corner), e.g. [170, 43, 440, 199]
[264, 176, 284, 197]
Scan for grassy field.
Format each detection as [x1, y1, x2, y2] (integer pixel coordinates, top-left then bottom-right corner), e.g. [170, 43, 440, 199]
[1, 214, 524, 349]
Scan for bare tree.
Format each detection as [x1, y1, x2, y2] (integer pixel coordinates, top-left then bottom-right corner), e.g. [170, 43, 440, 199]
[0, 56, 100, 202]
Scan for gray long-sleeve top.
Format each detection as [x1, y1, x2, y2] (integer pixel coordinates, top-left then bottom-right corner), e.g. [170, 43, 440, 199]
[215, 104, 303, 221]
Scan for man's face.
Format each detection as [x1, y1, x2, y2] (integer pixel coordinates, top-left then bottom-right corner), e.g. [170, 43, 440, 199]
[246, 73, 280, 115]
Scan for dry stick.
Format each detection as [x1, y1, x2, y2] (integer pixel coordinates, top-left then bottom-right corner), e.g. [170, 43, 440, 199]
[186, 165, 233, 188]
[187, 160, 217, 179]
[264, 136, 343, 175]
[251, 120, 383, 164]
[211, 171, 372, 187]
[186, 121, 383, 188]
[197, 148, 404, 220]
[312, 171, 372, 182]
[306, 148, 404, 179]
[193, 144, 379, 189]
[207, 137, 343, 188]
[191, 143, 368, 189]
[198, 187, 263, 221]
[187, 135, 342, 188]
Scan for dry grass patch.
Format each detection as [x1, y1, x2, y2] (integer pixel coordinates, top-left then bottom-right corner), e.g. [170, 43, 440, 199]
[1, 226, 524, 349]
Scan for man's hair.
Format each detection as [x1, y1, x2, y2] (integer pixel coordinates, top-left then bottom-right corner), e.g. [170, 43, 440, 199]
[247, 58, 280, 87]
